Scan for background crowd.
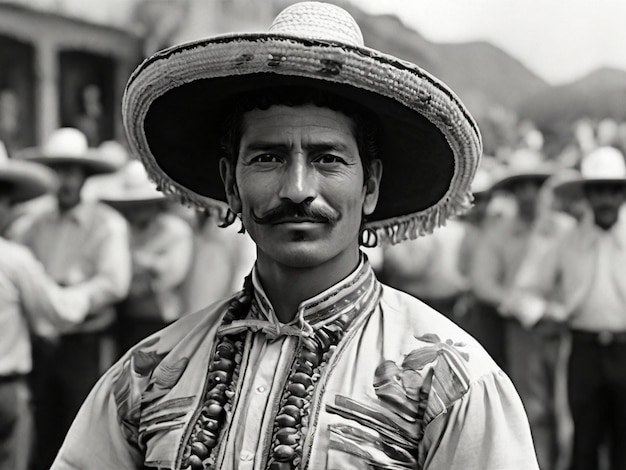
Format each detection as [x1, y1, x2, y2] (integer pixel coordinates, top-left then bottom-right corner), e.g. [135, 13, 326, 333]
[2, 113, 626, 470]
[1, 1, 626, 469]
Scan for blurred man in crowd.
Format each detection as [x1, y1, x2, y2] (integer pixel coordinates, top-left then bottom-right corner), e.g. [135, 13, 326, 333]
[16, 128, 131, 469]
[470, 148, 560, 469]
[0, 142, 97, 470]
[454, 166, 508, 367]
[103, 160, 194, 353]
[518, 146, 626, 470]
[380, 216, 468, 320]
[181, 209, 256, 313]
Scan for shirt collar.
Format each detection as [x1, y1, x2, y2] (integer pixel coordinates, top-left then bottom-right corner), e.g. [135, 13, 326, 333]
[250, 253, 380, 331]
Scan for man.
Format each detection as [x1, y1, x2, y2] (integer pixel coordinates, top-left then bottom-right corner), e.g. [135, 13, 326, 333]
[379, 217, 468, 320]
[470, 148, 568, 470]
[103, 160, 194, 353]
[181, 209, 256, 313]
[15, 127, 131, 469]
[518, 146, 626, 470]
[52, 3, 538, 469]
[454, 166, 508, 367]
[0, 143, 97, 470]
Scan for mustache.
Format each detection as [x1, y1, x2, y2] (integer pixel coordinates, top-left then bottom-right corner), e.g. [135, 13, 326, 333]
[251, 201, 340, 225]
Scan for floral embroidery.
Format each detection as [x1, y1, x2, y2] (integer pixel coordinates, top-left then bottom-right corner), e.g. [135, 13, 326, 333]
[374, 334, 471, 426]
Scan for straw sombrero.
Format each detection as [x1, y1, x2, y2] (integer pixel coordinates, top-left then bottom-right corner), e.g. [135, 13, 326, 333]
[18, 128, 118, 176]
[0, 140, 58, 203]
[490, 148, 554, 193]
[101, 160, 165, 210]
[122, 1, 482, 244]
[554, 146, 626, 200]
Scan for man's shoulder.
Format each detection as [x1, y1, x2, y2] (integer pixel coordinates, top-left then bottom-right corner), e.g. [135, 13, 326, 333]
[378, 285, 498, 372]
[374, 285, 502, 423]
[111, 295, 235, 392]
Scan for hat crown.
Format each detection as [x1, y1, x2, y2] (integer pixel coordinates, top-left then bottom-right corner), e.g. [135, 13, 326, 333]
[98, 140, 130, 166]
[42, 127, 89, 158]
[122, 160, 154, 189]
[581, 146, 626, 179]
[269, 1, 364, 47]
[118, 160, 163, 200]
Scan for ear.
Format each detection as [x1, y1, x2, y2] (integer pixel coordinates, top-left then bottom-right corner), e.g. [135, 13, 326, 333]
[363, 159, 383, 216]
[219, 157, 242, 214]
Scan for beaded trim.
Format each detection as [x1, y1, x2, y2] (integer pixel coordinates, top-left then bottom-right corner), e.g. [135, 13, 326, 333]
[266, 313, 351, 469]
[180, 265, 381, 469]
[181, 279, 253, 469]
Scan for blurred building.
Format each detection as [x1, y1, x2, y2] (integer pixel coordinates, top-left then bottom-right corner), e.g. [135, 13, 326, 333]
[0, 0, 302, 152]
[0, 2, 142, 151]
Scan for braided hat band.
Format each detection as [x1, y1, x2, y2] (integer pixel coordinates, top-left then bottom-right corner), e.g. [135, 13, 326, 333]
[123, 1, 482, 245]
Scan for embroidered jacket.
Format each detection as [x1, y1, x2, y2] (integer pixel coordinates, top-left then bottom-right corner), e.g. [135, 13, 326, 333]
[52, 258, 538, 470]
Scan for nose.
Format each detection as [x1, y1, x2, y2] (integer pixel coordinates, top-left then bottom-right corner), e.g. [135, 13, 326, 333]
[278, 157, 317, 204]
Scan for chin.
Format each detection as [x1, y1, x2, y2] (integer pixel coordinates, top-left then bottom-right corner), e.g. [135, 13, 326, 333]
[271, 243, 333, 269]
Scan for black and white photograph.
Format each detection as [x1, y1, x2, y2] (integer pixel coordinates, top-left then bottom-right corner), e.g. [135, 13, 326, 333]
[1, 1, 625, 469]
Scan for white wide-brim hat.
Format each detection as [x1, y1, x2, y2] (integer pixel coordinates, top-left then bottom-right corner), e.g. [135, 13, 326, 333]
[555, 146, 626, 200]
[122, 1, 482, 244]
[101, 160, 165, 210]
[0, 141, 58, 203]
[18, 128, 119, 176]
[490, 148, 553, 192]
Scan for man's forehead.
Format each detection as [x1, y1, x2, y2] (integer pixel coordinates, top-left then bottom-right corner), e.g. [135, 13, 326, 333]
[240, 104, 356, 140]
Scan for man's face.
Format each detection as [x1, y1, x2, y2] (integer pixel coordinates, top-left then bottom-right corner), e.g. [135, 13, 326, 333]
[585, 183, 625, 230]
[53, 163, 87, 211]
[511, 179, 541, 220]
[220, 104, 382, 270]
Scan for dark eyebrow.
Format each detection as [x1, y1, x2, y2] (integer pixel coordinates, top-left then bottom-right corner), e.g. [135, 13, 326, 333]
[244, 142, 289, 153]
[243, 141, 351, 153]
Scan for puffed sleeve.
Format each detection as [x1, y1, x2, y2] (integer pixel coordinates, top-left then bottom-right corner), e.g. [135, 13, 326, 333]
[51, 353, 145, 469]
[420, 370, 539, 470]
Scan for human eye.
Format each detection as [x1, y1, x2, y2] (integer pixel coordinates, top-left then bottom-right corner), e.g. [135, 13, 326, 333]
[250, 153, 282, 164]
[314, 154, 347, 165]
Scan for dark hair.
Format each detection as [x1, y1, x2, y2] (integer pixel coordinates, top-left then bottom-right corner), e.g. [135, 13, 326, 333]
[218, 86, 381, 182]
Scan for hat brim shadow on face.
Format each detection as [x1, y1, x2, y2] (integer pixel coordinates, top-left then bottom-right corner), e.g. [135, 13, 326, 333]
[554, 178, 626, 200]
[490, 172, 552, 193]
[102, 197, 167, 212]
[125, 20, 483, 244]
[144, 74, 455, 225]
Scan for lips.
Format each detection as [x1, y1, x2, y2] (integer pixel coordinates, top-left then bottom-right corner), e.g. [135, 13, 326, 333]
[271, 216, 326, 225]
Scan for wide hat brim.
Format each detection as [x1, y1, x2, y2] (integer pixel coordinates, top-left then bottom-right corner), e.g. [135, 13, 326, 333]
[0, 161, 58, 203]
[19, 148, 118, 176]
[554, 177, 626, 200]
[123, 31, 481, 244]
[490, 172, 553, 192]
[102, 194, 166, 210]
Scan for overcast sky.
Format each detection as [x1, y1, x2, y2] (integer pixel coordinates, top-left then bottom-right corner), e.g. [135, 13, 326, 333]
[355, 0, 626, 85]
